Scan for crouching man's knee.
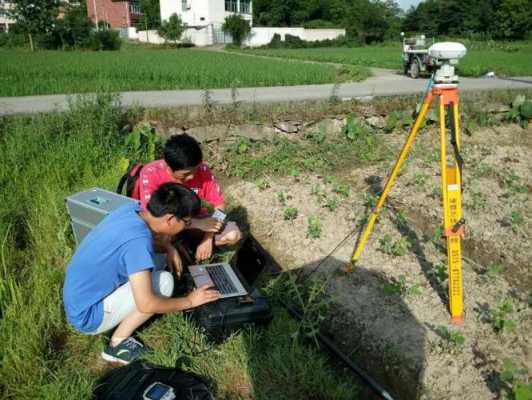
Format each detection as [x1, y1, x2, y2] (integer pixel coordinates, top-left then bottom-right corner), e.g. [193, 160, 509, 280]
[152, 270, 174, 298]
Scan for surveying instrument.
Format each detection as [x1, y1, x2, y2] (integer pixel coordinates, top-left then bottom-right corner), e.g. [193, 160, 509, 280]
[347, 42, 468, 324]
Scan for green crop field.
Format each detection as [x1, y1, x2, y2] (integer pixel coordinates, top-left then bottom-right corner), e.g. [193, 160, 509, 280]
[239, 41, 532, 77]
[0, 48, 370, 97]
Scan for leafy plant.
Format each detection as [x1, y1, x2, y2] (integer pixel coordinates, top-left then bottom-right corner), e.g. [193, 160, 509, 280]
[307, 216, 322, 239]
[385, 111, 401, 133]
[434, 325, 465, 354]
[124, 121, 161, 161]
[324, 197, 338, 211]
[333, 182, 350, 197]
[429, 262, 448, 284]
[382, 274, 421, 298]
[468, 190, 488, 212]
[277, 191, 287, 205]
[490, 298, 516, 334]
[222, 14, 251, 46]
[158, 13, 185, 44]
[284, 207, 298, 221]
[500, 358, 532, 400]
[344, 115, 371, 141]
[508, 95, 532, 128]
[305, 126, 327, 144]
[255, 178, 271, 190]
[379, 234, 409, 257]
[487, 263, 505, 279]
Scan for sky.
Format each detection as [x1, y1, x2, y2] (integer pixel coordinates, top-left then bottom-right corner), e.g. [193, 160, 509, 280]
[397, 0, 422, 11]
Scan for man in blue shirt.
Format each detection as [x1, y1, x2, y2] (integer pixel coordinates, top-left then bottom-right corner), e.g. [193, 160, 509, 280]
[63, 183, 220, 364]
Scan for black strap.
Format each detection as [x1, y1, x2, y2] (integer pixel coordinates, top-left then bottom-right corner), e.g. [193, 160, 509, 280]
[447, 103, 464, 187]
[116, 172, 128, 195]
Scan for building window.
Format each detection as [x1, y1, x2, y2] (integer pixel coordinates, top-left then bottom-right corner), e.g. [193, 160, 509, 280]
[182, 0, 187, 11]
[225, 0, 237, 12]
[240, 0, 251, 14]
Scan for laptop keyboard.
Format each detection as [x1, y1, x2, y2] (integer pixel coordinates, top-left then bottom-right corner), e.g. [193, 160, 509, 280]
[207, 264, 237, 295]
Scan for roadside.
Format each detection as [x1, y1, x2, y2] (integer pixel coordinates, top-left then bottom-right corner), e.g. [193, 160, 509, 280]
[1, 75, 531, 116]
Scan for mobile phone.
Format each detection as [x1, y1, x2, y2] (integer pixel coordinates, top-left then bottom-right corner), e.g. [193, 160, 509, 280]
[212, 209, 227, 221]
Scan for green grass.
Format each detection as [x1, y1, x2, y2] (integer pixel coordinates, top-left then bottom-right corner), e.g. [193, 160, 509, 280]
[0, 48, 341, 97]
[239, 41, 532, 77]
[0, 94, 359, 399]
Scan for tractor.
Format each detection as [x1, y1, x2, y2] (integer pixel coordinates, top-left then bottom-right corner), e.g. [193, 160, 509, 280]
[401, 33, 436, 79]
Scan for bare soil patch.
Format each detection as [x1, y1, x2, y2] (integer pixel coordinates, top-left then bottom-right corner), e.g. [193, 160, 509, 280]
[221, 123, 532, 399]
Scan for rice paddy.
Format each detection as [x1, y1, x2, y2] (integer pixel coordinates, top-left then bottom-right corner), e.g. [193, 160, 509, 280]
[0, 48, 363, 97]
[239, 41, 532, 77]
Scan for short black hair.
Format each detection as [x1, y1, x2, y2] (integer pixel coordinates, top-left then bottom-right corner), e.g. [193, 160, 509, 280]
[164, 134, 203, 171]
[147, 182, 200, 218]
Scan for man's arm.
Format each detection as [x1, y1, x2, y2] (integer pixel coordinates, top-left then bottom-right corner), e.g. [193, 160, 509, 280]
[129, 270, 220, 314]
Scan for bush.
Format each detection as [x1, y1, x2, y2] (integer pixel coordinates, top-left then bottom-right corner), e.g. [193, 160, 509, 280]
[263, 34, 360, 49]
[158, 13, 185, 44]
[89, 29, 122, 51]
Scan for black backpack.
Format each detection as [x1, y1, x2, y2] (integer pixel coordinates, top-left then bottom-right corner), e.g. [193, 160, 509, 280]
[117, 163, 144, 197]
[94, 361, 214, 400]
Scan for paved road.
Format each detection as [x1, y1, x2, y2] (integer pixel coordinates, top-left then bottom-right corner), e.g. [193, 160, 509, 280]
[1, 71, 531, 116]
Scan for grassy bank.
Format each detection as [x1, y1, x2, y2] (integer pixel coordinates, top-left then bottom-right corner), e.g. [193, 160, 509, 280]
[237, 40, 532, 77]
[0, 48, 368, 97]
[0, 94, 359, 399]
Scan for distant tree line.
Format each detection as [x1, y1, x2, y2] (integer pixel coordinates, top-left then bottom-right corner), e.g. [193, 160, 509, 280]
[253, 0, 532, 42]
[403, 0, 532, 40]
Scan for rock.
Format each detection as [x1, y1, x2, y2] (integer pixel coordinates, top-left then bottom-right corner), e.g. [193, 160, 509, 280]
[301, 118, 344, 136]
[228, 124, 276, 141]
[486, 104, 511, 113]
[274, 121, 299, 134]
[366, 115, 386, 129]
[187, 124, 229, 143]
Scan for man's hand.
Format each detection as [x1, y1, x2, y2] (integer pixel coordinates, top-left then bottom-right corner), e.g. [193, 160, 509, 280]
[190, 217, 223, 233]
[196, 235, 214, 261]
[186, 284, 221, 308]
[166, 245, 183, 278]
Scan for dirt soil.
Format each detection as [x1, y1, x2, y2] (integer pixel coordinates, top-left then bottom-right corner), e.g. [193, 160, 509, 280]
[222, 123, 532, 400]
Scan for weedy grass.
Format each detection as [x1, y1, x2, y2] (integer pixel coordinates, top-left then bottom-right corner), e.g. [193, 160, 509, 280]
[0, 94, 359, 399]
[0, 48, 339, 96]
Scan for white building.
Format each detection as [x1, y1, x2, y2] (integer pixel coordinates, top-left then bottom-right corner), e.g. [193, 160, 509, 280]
[0, 1, 15, 32]
[137, 0, 344, 47]
[157, 0, 251, 45]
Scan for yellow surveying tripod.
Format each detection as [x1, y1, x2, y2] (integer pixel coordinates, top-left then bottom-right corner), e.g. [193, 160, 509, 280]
[347, 43, 467, 324]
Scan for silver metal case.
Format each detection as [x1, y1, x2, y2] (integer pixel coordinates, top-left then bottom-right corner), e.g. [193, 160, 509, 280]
[65, 187, 136, 245]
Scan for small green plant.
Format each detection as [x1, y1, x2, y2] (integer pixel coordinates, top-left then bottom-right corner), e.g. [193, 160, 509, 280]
[430, 225, 444, 243]
[468, 191, 488, 212]
[508, 94, 532, 128]
[500, 358, 532, 400]
[305, 126, 327, 144]
[412, 172, 429, 188]
[284, 207, 298, 221]
[474, 162, 496, 178]
[324, 197, 338, 211]
[124, 121, 161, 161]
[333, 183, 350, 197]
[307, 216, 322, 239]
[385, 111, 401, 133]
[379, 234, 409, 257]
[487, 263, 505, 279]
[277, 191, 287, 205]
[434, 325, 465, 354]
[429, 262, 448, 284]
[509, 211, 524, 233]
[255, 178, 271, 190]
[505, 174, 529, 195]
[344, 115, 370, 141]
[490, 298, 516, 334]
[382, 274, 421, 298]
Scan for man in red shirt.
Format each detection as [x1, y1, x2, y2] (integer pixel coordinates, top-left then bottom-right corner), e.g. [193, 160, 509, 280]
[132, 134, 241, 262]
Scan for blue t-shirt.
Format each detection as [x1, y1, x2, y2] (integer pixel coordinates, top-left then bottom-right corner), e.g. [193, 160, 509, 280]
[63, 202, 155, 333]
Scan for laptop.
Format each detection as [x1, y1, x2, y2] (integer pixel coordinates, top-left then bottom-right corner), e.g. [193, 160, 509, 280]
[188, 263, 248, 299]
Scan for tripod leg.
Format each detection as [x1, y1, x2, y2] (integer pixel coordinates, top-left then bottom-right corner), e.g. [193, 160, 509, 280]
[440, 97, 465, 324]
[347, 92, 433, 271]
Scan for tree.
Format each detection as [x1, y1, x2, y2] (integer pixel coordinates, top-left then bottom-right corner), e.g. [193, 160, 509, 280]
[9, 0, 59, 51]
[136, 0, 161, 31]
[222, 15, 251, 46]
[494, 0, 532, 39]
[158, 13, 185, 44]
